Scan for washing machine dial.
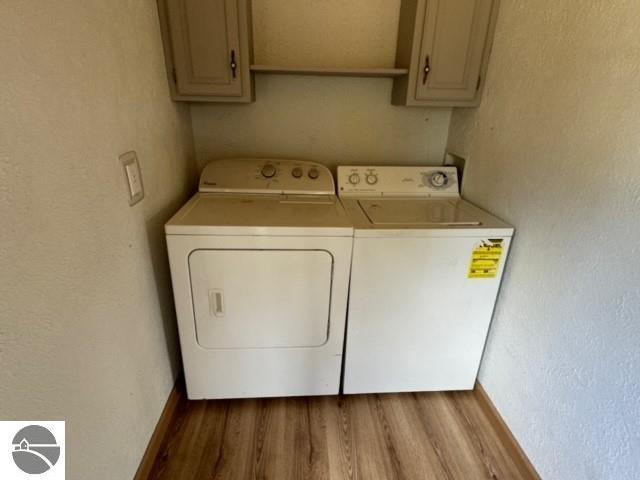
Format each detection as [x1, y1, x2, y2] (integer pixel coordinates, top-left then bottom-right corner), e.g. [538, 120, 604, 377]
[348, 173, 361, 185]
[365, 173, 379, 185]
[261, 164, 277, 178]
[308, 168, 320, 179]
[429, 171, 448, 188]
[291, 167, 303, 178]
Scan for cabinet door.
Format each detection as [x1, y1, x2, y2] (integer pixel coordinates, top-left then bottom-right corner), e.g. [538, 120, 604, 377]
[415, 0, 494, 102]
[166, 0, 243, 97]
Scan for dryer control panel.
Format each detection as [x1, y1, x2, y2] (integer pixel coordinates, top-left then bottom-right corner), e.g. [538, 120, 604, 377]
[200, 158, 335, 195]
[337, 166, 460, 197]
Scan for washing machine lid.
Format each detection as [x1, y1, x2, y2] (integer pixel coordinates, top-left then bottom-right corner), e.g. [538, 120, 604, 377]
[165, 193, 353, 236]
[341, 198, 513, 238]
[359, 199, 482, 226]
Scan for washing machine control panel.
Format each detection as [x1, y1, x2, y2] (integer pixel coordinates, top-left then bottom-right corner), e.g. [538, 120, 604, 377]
[337, 166, 459, 197]
[200, 158, 335, 195]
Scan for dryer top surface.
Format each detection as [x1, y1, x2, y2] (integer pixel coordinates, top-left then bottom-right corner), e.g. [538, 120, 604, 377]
[166, 193, 353, 237]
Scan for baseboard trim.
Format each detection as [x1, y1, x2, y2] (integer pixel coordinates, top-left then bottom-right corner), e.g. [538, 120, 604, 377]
[134, 377, 185, 480]
[474, 382, 540, 480]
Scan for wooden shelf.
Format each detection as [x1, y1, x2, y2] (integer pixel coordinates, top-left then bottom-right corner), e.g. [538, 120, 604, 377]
[250, 65, 408, 78]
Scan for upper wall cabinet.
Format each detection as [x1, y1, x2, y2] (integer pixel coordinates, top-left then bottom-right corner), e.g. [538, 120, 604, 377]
[156, 0, 498, 106]
[392, 0, 499, 107]
[157, 0, 254, 102]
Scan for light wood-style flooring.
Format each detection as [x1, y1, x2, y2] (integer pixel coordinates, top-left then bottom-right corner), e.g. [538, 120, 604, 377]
[148, 390, 536, 480]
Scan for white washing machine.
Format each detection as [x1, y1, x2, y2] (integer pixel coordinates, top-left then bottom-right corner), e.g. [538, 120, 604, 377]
[338, 165, 514, 394]
[166, 158, 353, 399]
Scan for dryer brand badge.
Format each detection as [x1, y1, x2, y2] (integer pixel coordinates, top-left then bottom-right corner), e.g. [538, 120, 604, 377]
[468, 239, 504, 279]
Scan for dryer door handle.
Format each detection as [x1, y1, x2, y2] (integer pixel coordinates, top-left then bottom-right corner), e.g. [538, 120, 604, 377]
[209, 289, 225, 318]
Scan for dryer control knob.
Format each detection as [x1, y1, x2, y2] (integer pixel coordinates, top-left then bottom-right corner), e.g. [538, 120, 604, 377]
[308, 168, 320, 179]
[291, 167, 303, 178]
[366, 174, 378, 185]
[348, 173, 361, 185]
[261, 164, 277, 178]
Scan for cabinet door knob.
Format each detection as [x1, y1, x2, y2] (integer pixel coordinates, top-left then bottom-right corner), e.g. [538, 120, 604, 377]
[230, 50, 237, 79]
[422, 55, 431, 84]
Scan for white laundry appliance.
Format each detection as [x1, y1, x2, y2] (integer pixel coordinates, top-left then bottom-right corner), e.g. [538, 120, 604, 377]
[166, 158, 353, 399]
[338, 166, 514, 394]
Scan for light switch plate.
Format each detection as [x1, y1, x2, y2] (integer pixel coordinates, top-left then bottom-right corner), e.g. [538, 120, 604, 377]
[120, 151, 144, 206]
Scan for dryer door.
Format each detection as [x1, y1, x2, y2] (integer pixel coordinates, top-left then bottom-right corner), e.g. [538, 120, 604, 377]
[189, 249, 333, 349]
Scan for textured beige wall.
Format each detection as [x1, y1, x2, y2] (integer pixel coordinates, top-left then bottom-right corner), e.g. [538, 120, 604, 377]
[0, 1, 196, 479]
[252, 0, 400, 68]
[192, 75, 451, 169]
[192, 0, 451, 170]
[447, 1, 640, 478]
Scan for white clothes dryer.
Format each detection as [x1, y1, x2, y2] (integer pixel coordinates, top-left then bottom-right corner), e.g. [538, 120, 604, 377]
[338, 166, 514, 394]
[166, 159, 353, 399]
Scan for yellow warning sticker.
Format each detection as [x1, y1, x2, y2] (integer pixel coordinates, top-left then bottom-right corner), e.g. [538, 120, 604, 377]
[468, 239, 504, 279]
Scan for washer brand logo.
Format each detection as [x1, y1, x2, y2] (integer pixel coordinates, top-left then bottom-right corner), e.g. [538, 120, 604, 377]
[0, 421, 65, 479]
[12, 425, 60, 474]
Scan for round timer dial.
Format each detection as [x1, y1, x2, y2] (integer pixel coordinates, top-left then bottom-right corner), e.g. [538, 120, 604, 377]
[428, 171, 449, 188]
[261, 164, 277, 178]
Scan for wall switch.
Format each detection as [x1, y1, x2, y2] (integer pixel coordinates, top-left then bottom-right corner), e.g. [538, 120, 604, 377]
[120, 151, 144, 206]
